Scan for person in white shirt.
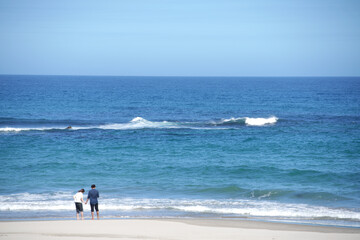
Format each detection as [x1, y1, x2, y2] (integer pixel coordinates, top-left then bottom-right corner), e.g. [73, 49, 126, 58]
[73, 189, 85, 220]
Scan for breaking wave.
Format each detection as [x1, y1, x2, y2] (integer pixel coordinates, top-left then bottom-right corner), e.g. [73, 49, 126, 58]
[0, 192, 359, 226]
[0, 116, 278, 132]
[218, 116, 278, 126]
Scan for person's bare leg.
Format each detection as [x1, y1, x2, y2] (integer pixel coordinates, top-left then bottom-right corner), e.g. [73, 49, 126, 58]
[76, 213, 79, 220]
[80, 212, 84, 220]
[91, 212, 94, 220]
[96, 211, 99, 220]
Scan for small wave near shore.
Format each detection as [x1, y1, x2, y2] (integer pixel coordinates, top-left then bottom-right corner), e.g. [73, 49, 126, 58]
[0, 192, 359, 227]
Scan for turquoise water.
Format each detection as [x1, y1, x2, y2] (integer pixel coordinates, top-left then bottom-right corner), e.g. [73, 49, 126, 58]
[0, 75, 359, 226]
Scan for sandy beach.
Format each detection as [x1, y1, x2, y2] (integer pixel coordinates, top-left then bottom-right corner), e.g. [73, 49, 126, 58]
[0, 219, 359, 240]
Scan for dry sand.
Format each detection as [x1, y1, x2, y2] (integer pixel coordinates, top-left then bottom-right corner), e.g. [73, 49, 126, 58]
[0, 218, 359, 240]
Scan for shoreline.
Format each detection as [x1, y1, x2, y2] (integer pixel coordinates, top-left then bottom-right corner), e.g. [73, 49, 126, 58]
[0, 218, 359, 240]
[1, 216, 360, 229]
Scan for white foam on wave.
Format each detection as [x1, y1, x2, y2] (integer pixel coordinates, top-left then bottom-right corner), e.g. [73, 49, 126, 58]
[245, 116, 278, 126]
[219, 116, 278, 126]
[0, 127, 58, 132]
[0, 193, 359, 222]
[222, 117, 246, 123]
[173, 202, 360, 220]
[0, 116, 279, 132]
[95, 117, 180, 130]
[0, 117, 181, 132]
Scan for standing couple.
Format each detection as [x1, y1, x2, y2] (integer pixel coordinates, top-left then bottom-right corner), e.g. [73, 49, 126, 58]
[73, 184, 100, 220]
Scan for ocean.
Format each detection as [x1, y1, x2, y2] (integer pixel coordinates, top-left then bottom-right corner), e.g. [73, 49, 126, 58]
[0, 75, 359, 227]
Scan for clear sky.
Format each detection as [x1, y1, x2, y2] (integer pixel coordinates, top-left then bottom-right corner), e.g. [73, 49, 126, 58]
[0, 0, 359, 76]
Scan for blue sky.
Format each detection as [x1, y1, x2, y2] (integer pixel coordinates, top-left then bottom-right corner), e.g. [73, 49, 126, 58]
[0, 0, 359, 76]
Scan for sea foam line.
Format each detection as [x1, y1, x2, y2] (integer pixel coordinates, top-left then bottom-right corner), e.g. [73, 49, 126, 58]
[0, 116, 278, 132]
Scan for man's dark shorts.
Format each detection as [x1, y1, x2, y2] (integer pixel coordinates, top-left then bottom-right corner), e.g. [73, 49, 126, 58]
[90, 203, 99, 212]
[75, 203, 83, 213]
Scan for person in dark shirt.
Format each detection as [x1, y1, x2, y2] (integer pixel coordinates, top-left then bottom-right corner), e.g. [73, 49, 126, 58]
[85, 184, 100, 220]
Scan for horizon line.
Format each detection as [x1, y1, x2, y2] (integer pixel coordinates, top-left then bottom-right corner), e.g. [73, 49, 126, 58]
[0, 74, 359, 78]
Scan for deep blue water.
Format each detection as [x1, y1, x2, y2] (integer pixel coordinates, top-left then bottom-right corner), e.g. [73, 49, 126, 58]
[0, 75, 359, 226]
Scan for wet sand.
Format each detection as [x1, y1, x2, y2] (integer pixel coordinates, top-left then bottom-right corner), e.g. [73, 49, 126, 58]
[0, 219, 359, 240]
